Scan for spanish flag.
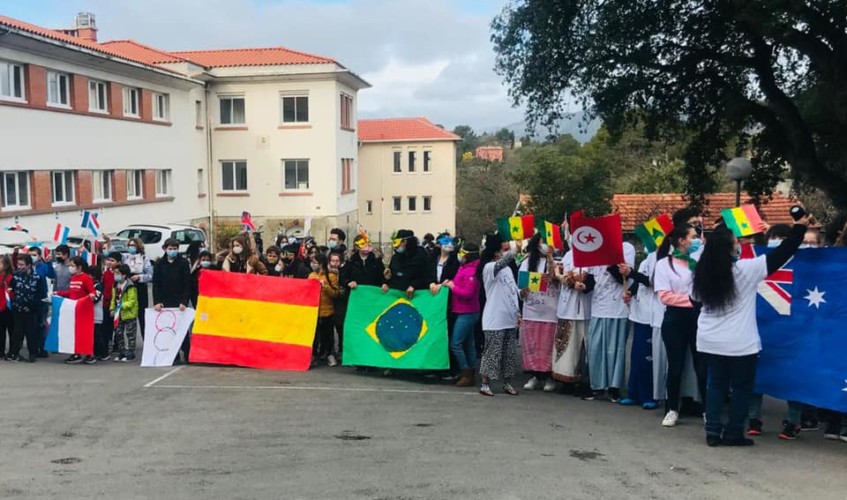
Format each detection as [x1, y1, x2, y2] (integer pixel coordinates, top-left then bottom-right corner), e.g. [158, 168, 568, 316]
[518, 270, 548, 292]
[189, 271, 321, 371]
[634, 214, 674, 252]
[497, 215, 535, 241]
[722, 205, 764, 237]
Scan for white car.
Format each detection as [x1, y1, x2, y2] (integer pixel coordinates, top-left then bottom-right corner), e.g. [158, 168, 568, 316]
[114, 224, 206, 260]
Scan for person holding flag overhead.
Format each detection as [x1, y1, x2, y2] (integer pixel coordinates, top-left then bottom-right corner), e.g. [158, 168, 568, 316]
[693, 210, 811, 447]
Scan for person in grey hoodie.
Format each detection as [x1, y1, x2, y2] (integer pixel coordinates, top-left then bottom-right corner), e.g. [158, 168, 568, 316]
[52, 244, 72, 292]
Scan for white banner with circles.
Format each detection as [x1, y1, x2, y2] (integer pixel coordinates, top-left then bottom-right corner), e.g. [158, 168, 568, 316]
[141, 307, 195, 367]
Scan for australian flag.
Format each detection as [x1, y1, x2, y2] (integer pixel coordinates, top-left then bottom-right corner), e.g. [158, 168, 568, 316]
[749, 246, 847, 412]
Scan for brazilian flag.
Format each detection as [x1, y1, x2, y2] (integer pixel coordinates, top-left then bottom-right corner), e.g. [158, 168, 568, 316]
[342, 285, 449, 369]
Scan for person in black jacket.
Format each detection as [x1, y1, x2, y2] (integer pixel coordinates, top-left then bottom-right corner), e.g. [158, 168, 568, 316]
[152, 238, 191, 311]
[431, 233, 460, 285]
[341, 233, 386, 289]
[383, 229, 434, 299]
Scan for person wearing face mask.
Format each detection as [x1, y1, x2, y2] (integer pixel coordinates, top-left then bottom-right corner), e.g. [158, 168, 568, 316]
[222, 234, 260, 274]
[152, 239, 192, 363]
[429, 233, 461, 379]
[190, 251, 214, 306]
[518, 234, 560, 392]
[111, 264, 139, 362]
[263, 246, 283, 277]
[121, 238, 153, 335]
[27, 246, 55, 358]
[309, 252, 339, 367]
[328, 228, 347, 255]
[764, 224, 792, 248]
[8, 254, 47, 362]
[443, 242, 481, 387]
[800, 229, 822, 249]
[384, 229, 434, 300]
[98, 252, 120, 360]
[653, 224, 707, 427]
[52, 244, 72, 293]
[342, 234, 386, 290]
[327, 251, 347, 367]
[693, 212, 810, 447]
[54, 257, 97, 364]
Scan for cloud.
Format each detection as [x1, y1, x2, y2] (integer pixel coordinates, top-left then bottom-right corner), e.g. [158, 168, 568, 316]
[14, 0, 524, 130]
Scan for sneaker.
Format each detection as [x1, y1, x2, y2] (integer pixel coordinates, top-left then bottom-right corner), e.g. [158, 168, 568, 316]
[823, 422, 840, 440]
[6, 354, 21, 362]
[608, 388, 621, 403]
[327, 354, 338, 367]
[581, 390, 600, 401]
[65, 354, 83, 364]
[642, 401, 659, 410]
[441, 373, 458, 381]
[800, 420, 821, 432]
[82, 356, 97, 365]
[662, 411, 679, 427]
[706, 434, 722, 447]
[523, 377, 543, 391]
[113, 355, 123, 362]
[747, 418, 763, 436]
[543, 378, 557, 392]
[124, 353, 136, 362]
[722, 437, 755, 446]
[618, 398, 638, 406]
[778, 421, 799, 440]
[97, 354, 111, 362]
[839, 432, 847, 443]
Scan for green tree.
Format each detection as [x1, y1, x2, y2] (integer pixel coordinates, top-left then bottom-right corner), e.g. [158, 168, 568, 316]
[492, 1, 847, 209]
[452, 125, 479, 158]
[456, 161, 521, 243]
[495, 127, 516, 149]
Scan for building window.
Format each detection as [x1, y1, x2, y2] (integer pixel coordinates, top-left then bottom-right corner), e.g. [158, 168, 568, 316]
[392, 196, 402, 213]
[1, 171, 30, 209]
[0, 61, 25, 101]
[154, 93, 170, 121]
[219, 95, 245, 125]
[423, 150, 432, 172]
[281, 95, 309, 123]
[366, 200, 373, 214]
[423, 196, 432, 212]
[393, 151, 402, 173]
[127, 170, 144, 199]
[283, 159, 310, 190]
[92, 171, 113, 202]
[407, 196, 417, 212]
[156, 169, 172, 196]
[51, 171, 75, 205]
[46, 71, 70, 107]
[122, 87, 140, 116]
[195, 100, 203, 128]
[221, 161, 248, 192]
[197, 169, 206, 195]
[341, 158, 354, 193]
[408, 151, 416, 172]
[340, 93, 353, 129]
[88, 80, 108, 112]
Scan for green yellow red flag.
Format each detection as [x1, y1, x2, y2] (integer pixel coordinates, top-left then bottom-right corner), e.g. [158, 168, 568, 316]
[633, 214, 674, 252]
[497, 215, 535, 241]
[722, 205, 764, 237]
[518, 270, 548, 292]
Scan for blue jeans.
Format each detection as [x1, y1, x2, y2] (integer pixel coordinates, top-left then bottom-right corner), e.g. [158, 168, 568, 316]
[703, 353, 758, 439]
[450, 313, 479, 370]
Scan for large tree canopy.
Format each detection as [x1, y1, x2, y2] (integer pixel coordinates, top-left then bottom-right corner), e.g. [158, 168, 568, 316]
[492, 0, 847, 208]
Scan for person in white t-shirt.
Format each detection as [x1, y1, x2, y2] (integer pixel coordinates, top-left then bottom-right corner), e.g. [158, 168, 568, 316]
[618, 249, 659, 410]
[519, 235, 561, 392]
[552, 249, 594, 395]
[693, 216, 810, 447]
[478, 234, 522, 397]
[585, 242, 636, 401]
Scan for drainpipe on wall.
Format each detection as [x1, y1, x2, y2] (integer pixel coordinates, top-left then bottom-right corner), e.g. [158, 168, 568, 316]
[205, 83, 216, 249]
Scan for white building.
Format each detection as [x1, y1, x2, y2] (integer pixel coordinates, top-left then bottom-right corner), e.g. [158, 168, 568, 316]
[1, 13, 369, 247]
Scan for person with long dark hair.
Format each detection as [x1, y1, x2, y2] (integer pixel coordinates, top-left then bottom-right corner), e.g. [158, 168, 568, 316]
[443, 242, 482, 387]
[693, 213, 810, 446]
[0, 255, 15, 359]
[477, 233, 522, 396]
[309, 252, 339, 367]
[519, 233, 560, 392]
[654, 223, 706, 427]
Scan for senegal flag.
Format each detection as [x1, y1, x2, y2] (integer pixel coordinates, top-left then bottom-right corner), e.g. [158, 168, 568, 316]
[497, 215, 535, 241]
[535, 219, 564, 250]
[190, 271, 320, 371]
[518, 270, 548, 292]
[342, 286, 449, 370]
[634, 214, 674, 252]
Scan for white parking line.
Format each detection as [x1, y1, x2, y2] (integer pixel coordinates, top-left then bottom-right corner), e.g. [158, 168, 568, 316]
[142, 366, 185, 388]
[150, 383, 478, 396]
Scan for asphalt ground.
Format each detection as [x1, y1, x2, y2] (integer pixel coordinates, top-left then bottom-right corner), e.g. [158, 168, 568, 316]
[0, 357, 845, 500]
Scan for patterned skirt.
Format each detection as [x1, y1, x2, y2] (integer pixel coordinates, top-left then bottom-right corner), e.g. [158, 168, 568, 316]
[552, 319, 587, 382]
[520, 320, 557, 372]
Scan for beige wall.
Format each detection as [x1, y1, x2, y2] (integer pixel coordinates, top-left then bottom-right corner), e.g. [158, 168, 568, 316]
[357, 140, 457, 244]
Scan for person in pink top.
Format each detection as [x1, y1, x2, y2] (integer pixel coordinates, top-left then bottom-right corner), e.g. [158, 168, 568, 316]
[444, 242, 481, 387]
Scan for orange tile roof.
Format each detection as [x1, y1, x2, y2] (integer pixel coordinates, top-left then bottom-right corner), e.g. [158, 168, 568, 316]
[0, 15, 179, 73]
[100, 40, 188, 65]
[612, 193, 797, 231]
[169, 47, 335, 68]
[358, 117, 461, 142]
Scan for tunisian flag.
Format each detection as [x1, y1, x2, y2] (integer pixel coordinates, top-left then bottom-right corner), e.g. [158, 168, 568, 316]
[570, 212, 624, 267]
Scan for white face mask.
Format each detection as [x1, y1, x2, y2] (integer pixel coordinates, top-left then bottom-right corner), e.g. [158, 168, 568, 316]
[540, 243, 549, 254]
[232, 246, 243, 255]
[767, 239, 782, 248]
[442, 245, 455, 253]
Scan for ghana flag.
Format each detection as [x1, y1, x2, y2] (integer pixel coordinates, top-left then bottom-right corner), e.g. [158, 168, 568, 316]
[190, 270, 320, 371]
[497, 215, 535, 241]
[722, 205, 764, 237]
[342, 285, 449, 370]
[634, 214, 674, 252]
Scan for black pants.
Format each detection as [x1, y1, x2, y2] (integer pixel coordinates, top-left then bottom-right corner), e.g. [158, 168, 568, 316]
[332, 311, 345, 356]
[704, 353, 758, 439]
[313, 316, 334, 359]
[10, 311, 37, 358]
[94, 311, 112, 358]
[136, 282, 149, 337]
[0, 308, 13, 355]
[662, 306, 706, 412]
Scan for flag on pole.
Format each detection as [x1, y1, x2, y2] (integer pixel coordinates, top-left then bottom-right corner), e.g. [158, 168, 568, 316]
[79, 248, 97, 268]
[518, 270, 548, 292]
[722, 205, 764, 237]
[633, 214, 674, 252]
[570, 212, 624, 267]
[53, 223, 70, 244]
[535, 219, 564, 250]
[496, 215, 535, 241]
[80, 210, 100, 237]
[45, 296, 94, 355]
[241, 211, 256, 232]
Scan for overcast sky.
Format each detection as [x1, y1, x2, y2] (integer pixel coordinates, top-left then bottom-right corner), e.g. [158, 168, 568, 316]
[5, 0, 526, 131]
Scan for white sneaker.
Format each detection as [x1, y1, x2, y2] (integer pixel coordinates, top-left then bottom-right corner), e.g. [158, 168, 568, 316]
[523, 377, 543, 390]
[327, 354, 338, 367]
[662, 411, 679, 427]
[543, 378, 557, 392]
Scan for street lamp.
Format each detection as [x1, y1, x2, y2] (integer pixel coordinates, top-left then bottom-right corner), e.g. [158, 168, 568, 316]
[726, 157, 753, 206]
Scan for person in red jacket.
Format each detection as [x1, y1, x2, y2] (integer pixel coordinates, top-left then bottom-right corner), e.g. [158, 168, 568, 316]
[54, 256, 97, 364]
[0, 255, 14, 359]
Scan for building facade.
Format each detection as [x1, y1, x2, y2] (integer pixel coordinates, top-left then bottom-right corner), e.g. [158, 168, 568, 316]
[1, 13, 369, 247]
[358, 118, 459, 243]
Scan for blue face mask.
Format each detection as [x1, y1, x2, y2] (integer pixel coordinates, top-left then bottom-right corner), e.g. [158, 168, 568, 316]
[114, 275, 124, 283]
[127, 246, 138, 255]
[200, 261, 212, 268]
[688, 238, 702, 255]
[395, 246, 405, 254]
[166, 249, 179, 259]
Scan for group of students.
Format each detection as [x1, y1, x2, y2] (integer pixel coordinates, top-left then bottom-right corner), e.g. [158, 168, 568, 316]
[3, 213, 845, 449]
